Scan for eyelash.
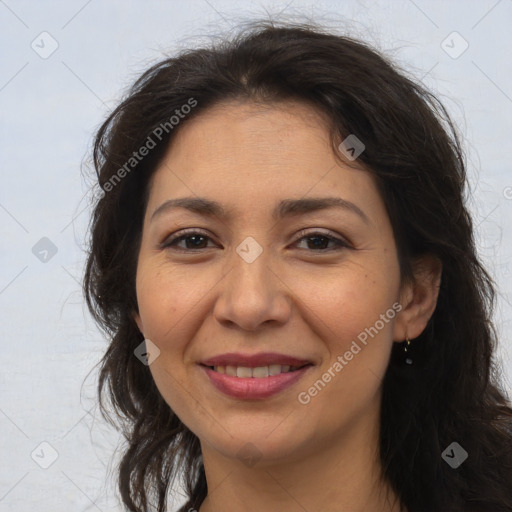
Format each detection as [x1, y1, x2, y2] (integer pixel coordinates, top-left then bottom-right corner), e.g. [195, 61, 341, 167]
[160, 228, 351, 253]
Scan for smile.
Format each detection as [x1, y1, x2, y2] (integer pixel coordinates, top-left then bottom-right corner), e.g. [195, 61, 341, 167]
[207, 364, 307, 377]
[199, 363, 313, 399]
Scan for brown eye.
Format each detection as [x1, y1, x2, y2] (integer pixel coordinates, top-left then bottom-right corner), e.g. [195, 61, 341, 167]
[160, 229, 351, 253]
[160, 229, 216, 251]
[294, 230, 351, 252]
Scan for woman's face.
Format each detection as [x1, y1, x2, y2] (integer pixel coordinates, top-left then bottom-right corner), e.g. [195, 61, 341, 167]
[134, 100, 412, 466]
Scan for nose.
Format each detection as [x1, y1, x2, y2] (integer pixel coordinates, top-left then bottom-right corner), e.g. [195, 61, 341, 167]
[212, 247, 292, 331]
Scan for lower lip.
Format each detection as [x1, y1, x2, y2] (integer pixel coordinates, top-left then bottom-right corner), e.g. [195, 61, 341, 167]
[200, 365, 312, 400]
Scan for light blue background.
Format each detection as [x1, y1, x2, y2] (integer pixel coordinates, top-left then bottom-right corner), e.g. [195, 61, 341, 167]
[1, 1, 511, 510]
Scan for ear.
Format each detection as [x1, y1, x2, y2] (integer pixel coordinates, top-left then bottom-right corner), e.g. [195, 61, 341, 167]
[393, 254, 442, 342]
[132, 311, 144, 335]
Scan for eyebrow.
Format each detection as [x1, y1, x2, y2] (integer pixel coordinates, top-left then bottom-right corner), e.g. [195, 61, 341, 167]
[150, 196, 370, 225]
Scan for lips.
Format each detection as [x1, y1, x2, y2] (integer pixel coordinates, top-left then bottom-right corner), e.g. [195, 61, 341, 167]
[200, 352, 311, 368]
[200, 365, 312, 399]
[198, 352, 313, 400]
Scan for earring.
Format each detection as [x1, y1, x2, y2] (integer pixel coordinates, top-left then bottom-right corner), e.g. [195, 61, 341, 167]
[404, 338, 413, 365]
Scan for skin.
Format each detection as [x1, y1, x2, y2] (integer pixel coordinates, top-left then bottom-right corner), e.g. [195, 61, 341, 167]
[133, 100, 442, 512]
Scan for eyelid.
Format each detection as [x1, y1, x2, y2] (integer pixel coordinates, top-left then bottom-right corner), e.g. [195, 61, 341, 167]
[159, 227, 352, 251]
[294, 228, 352, 248]
[159, 228, 214, 249]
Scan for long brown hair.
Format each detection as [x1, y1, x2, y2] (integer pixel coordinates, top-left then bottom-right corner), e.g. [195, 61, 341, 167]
[83, 20, 512, 512]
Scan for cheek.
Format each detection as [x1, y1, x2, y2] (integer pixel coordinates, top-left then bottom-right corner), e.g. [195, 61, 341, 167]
[135, 263, 217, 416]
[293, 264, 400, 408]
[135, 263, 202, 344]
[296, 263, 398, 342]
[294, 272, 399, 425]
[135, 265, 204, 426]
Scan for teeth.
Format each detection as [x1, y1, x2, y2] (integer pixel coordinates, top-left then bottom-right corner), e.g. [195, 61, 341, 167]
[252, 366, 269, 378]
[236, 366, 252, 378]
[212, 364, 303, 377]
[268, 364, 282, 376]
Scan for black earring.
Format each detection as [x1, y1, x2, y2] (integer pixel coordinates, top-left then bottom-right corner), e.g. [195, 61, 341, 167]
[404, 338, 413, 365]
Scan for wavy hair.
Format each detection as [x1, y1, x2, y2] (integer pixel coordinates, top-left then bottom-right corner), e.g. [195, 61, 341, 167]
[83, 20, 512, 512]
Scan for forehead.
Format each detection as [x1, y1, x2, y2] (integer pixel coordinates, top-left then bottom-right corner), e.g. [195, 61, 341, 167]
[145, 100, 383, 223]
[156, 98, 335, 168]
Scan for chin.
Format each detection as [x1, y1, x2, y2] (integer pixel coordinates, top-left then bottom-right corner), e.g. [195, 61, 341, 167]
[198, 421, 315, 467]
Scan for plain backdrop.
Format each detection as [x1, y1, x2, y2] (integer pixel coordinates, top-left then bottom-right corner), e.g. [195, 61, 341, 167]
[1, 1, 511, 511]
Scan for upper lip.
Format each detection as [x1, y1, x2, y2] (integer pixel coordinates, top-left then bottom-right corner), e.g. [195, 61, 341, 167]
[200, 352, 312, 368]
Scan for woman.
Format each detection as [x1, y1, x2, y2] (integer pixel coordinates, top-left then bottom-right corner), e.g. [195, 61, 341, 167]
[83, 20, 512, 512]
